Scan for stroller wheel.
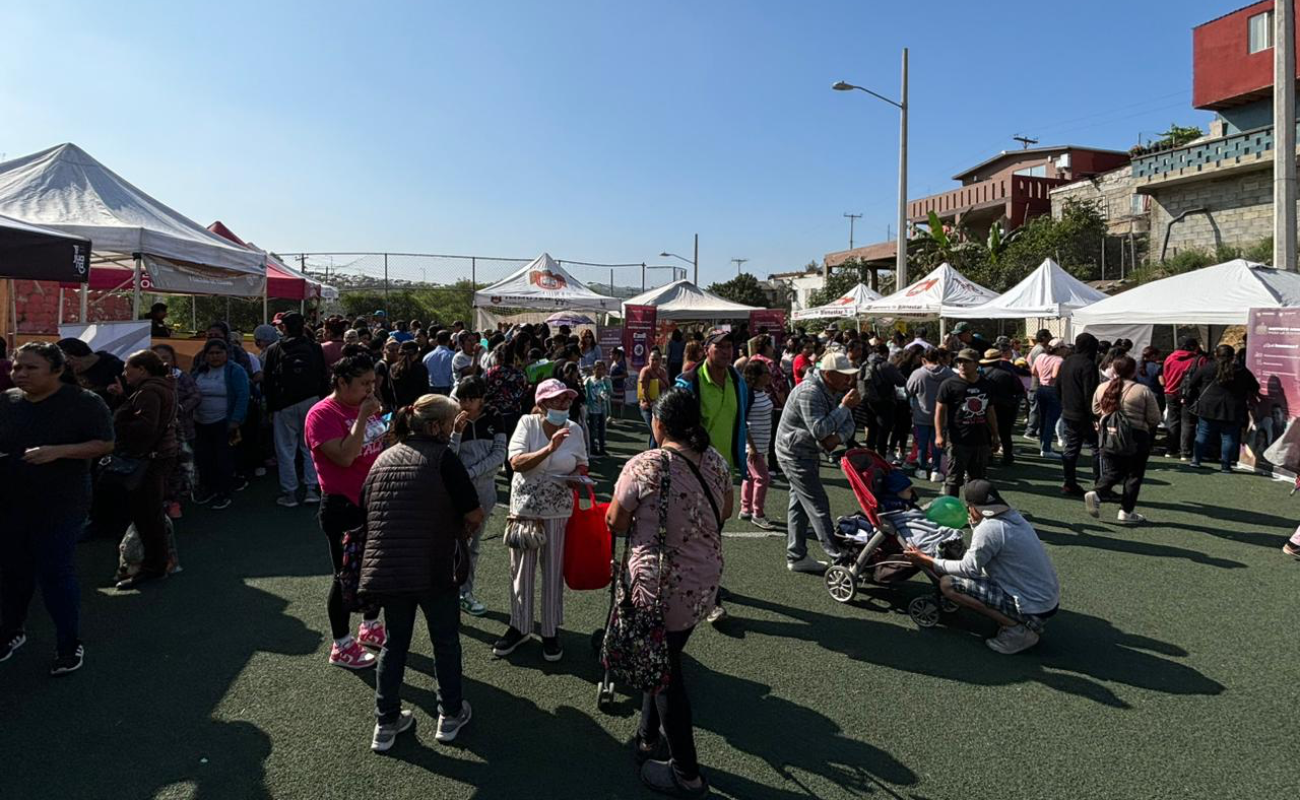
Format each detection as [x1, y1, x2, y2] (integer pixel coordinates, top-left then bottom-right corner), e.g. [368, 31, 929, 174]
[596, 677, 616, 710]
[908, 596, 941, 628]
[824, 566, 857, 603]
[939, 597, 959, 614]
[590, 628, 605, 654]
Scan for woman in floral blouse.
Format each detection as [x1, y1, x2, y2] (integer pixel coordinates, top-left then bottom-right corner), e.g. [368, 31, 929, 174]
[484, 342, 529, 439]
[607, 389, 729, 799]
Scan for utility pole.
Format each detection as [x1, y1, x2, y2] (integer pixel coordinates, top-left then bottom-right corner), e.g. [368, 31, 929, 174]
[1012, 134, 1039, 149]
[1275, 0, 1297, 270]
[693, 233, 699, 284]
[895, 47, 909, 290]
[731, 258, 749, 276]
[843, 212, 862, 249]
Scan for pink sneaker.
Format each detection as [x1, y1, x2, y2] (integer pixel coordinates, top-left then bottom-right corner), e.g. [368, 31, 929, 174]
[329, 639, 377, 670]
[357, 621, 387, 650]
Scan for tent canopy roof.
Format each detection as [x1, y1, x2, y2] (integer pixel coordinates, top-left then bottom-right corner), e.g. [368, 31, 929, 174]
[622, 279, 761, 320]
[861, 262, 998, 318]
[473, 253, 619, 311]
[792, 283, 882, 320]
[1071, 258, 1300, 326]
[946, 258, 1109, 319]
[208, 220, 327, 301]
[0, 144, 263, 274]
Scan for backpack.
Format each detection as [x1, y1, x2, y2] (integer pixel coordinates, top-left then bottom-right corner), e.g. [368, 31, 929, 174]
[858, 360, 891, 404]
[1098, 407, 1137, 457]
[274, 338, 322, 402]
[336, 525, 377, 614]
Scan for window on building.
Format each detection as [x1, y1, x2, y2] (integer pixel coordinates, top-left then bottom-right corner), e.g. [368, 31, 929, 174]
[1014, 165, 1048, 178]
[1249, 11, 1273, 54]
[1130, 194, 1146, 216]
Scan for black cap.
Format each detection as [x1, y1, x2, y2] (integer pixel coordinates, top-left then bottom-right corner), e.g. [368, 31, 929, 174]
[964, 479, 1011, 518]
[704, 330, 735, 347]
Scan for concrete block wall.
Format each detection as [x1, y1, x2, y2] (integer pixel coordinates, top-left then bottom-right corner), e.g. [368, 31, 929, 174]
[1149, 170, 1278, 255]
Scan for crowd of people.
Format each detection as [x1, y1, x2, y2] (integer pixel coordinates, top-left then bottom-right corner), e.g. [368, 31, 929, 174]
[0, 307, 1281, 793]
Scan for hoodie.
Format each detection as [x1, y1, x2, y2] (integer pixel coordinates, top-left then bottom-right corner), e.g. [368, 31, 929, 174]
[1057, 334, 1100, 422]
[1161, 349, 1206, 397]
[906, 363, 955, 426]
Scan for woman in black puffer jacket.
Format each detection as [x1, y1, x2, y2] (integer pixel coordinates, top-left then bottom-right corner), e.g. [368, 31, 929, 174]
[359, 393, 484, 753]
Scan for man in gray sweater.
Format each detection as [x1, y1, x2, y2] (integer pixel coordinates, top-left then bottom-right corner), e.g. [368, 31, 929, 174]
[776, 351, 861, 573]
[903, 479, 1059, 654]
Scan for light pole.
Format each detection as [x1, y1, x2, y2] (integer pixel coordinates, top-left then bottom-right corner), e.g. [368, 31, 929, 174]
[833, 46, 908, 289]
[659, 236, 698, 284]
[731, 257, 749, 276]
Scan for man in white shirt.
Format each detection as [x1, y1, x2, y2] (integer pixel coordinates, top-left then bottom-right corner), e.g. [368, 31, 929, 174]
[451, 332, 477, 388]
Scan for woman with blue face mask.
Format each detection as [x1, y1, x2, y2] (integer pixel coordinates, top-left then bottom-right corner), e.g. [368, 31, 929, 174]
[495, 378, 590, 662]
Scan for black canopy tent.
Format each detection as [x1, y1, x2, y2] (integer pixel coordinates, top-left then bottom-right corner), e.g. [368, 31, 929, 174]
[0, 213, 91, 283]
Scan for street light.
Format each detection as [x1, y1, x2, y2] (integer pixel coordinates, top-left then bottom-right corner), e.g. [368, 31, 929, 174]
[832, 46, 909, 289]
[658, 232, 699, 283]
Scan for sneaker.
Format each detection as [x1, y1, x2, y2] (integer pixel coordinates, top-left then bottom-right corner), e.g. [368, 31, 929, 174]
[1084, 491, 1101, 519]
[115, 570, 165, 591]
[751, 515, 781, 531]
[1060, 484, 1085, 497]
[912, 465, 928, 478]
[1117, 510, 1147, 525]
[435, 700, 473, 743]
[0, 631, 26, 663]
[542, 636, 563, 662]
[329, 639, 377, 670]
[233, 476, 250, 492]
[211, 495, 232, 510]
[371, 709, 415, 753]
[303, 488, 322, 504]
[929, 471, 944, 483]
[357, 621, 387, 650]
[254, 467, 267, 478]
[1180, 456, 1190, 463]
[1283, 541, 1300, 557]
[459, 593, 487, 616]
[1188, 460, 1203, 468]
[1024, 431, 1039, 441]
[50, 643, 84, 676]
[276, 493, 300, 508]
[492, 627, 529, 657]
[985, 625, 1040, 655]
[706, 604, 728, 625]
[166, 501, 183, 520]
[737, 511, 752, 522]
[787, 556, 827, 575]
[1039, 450, 1061, 460]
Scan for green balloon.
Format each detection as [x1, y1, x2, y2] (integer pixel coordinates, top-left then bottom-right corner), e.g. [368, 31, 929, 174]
[926, 496, 968, 528]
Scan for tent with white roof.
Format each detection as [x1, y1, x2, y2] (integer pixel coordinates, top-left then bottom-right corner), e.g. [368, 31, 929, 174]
[621, 279, 761, 320]
[473, 253, 619, 311]
[946, 258, 1108, 319]
[1071, 259, 1300, 326]
[791, 282, 882, 320]
[860, 262, 998, 318]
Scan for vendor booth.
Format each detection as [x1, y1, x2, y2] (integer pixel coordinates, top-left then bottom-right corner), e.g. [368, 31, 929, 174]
[620, 279, 761, 320]
[860, 262, 998, 332]
[0, 213, 92, 344]
[791, 283, 882, 323]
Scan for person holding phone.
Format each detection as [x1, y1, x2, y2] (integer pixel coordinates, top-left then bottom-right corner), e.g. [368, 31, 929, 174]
[305, 352, 390, 670]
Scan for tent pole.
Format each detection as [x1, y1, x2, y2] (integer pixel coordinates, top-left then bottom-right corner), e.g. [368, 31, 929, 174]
[132, 255, 143, 320]
[263, 277, 269, 324]
[300, 299, 305, 315]
[191, 295, 197, 334]
[58, 287, 65, 328]
[8, 279, 16, 348]
[80, 283, 88, 323]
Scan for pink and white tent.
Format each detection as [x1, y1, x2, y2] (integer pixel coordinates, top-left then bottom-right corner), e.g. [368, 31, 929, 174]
[792, 282, 882, 321]
[860, 262, 998, 318]
[473, 253, 619, 311]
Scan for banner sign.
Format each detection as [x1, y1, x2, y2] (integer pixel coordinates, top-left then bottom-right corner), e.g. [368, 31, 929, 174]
[749, 309, 786, 334]
[597, 324, 623, 355]
[58, 321, 152, 360]
[1241, 307, 1300, 472]
[623, 304, 658, 372]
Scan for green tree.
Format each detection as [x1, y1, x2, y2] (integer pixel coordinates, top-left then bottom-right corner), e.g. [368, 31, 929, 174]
[706, 273, 770, 307]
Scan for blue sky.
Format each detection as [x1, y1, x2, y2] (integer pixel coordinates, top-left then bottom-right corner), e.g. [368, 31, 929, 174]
[0, 0, 1241, 286]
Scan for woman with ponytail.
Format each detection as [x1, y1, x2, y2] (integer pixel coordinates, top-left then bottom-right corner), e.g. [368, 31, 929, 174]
[606, 389, 730, 797]
[1184, 344, 1260, 472]
[1085, 355, 1161, 524]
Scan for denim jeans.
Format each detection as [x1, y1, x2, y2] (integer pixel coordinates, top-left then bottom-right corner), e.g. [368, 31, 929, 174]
[1035, 387, 1061, 453]
[0, 514, 82, 655]
[641, 407, 656, 448]
[375, 588, 463, 725]
[1195, 418, 1241, 470]
[273, 396, 320, 495]
[913, 424, 938, 472]
[588, 412, 607, 452]
[778, 457, 843, 562]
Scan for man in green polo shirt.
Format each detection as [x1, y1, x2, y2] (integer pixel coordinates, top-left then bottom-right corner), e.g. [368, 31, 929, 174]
[674, 330, 748, 478]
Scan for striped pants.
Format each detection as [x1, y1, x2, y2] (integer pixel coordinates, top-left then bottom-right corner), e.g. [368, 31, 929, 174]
[508, 517, 568, 637]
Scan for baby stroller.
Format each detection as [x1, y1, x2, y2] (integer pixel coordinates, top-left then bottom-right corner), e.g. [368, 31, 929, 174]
[824, 448, 964, 628]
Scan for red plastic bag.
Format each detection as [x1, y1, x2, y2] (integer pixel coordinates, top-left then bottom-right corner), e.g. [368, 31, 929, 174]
[563, 485, 612, 590]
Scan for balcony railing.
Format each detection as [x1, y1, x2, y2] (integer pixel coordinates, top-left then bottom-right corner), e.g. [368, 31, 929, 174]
[1130, 123, 1300, 180]
[907, 175, 1066, 221]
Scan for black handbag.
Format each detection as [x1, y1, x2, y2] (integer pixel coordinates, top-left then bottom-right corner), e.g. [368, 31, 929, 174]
[97, 454, 151, 491]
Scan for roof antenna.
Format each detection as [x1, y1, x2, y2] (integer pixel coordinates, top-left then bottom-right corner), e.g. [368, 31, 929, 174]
[1012, 134, 1039, 149]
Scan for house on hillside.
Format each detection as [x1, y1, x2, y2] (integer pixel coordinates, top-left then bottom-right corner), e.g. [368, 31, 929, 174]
[767, 266, 824, 312]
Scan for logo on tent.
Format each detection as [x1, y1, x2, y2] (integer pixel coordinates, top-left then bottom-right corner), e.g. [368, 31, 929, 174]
[906, 279, 937, 297]
[833, 295, 854, 305]
[73, 244, 87, 275]
[530, 270, 568, 291]
[490, 296, 503, 305]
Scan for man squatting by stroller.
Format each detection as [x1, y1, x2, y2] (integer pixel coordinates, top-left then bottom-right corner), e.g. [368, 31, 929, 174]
[902, 479, 1061, 655]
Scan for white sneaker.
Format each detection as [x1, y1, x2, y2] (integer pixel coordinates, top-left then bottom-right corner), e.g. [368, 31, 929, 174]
[303, 488, 322, 504]
[786, 556, 827, 574]
[435, 700, 472, 743]
[929, 471, 944, 483]
[706, 604, 728, 625]
[912, 465, 928, 478]
[986, 624, 1040, 655]
[737, 511, 751, 522]
[1117, 510, 1147, 524]
[371, 709, 415, 752]
[1084, 491, 1101, 518]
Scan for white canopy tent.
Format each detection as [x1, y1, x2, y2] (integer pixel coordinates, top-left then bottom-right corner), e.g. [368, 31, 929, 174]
[1071, 259, 1300, 326]
[861, 262, 998, 318]
[0, 143, 267, 319]
[791, 283, 883, 321]
[946, 258, 1108, 320]
[473, 252, 619, 311]
[621, 279, 761, 320]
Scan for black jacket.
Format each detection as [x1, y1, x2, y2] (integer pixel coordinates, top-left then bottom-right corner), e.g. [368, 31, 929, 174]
[1057, 353, 1100, 422]
[359, 437, 469, 597]
[1183, 363, 1260, 423]
[262, 335, 329, 413]
[983, 361, 1026, 409]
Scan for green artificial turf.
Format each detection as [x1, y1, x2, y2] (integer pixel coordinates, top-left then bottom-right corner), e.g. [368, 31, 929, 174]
[2, 416, 1297, 799]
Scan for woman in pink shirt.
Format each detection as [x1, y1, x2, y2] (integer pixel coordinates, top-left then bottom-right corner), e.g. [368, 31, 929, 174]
[305, 351, 390, 670]
[1030, 339, 1066, 457]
